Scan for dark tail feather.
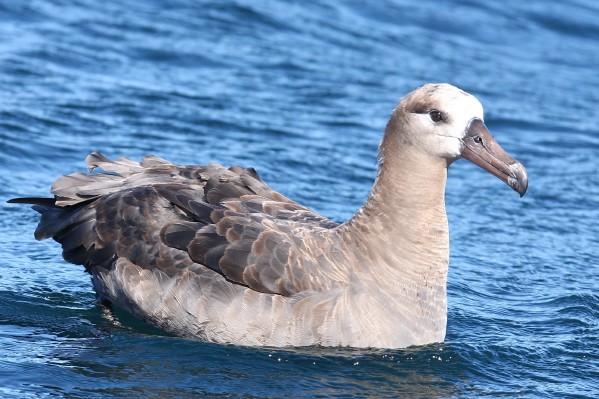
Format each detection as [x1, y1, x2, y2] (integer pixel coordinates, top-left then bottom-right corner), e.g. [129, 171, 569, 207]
[7, 197, 57, 207]
[9, 197, 97, 242]
[8, 198, 63, 240]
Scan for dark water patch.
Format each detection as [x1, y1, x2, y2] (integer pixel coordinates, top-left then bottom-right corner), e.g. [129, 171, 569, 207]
[525, 5, 599, 40]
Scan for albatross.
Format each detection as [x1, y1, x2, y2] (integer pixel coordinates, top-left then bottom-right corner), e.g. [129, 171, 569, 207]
[10, 83, 527, 348]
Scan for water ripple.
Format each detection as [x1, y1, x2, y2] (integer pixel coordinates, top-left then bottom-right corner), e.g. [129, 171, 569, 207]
[1, 0, 598, 398]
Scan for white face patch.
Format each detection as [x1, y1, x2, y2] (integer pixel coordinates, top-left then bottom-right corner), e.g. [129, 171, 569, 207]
[405, 84, 485, 160]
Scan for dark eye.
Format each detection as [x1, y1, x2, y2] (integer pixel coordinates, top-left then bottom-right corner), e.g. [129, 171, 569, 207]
[474, 136, 483, 144]
[429, 110, 444, 123]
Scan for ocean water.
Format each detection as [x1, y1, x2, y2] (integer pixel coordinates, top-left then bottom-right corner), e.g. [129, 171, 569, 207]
[1, 0, 598, 397]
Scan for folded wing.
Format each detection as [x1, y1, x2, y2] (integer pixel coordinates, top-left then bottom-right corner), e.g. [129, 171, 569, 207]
[14, 152, 339, 297]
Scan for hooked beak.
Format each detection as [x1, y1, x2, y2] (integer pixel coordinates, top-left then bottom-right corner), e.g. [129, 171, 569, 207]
[461, 118, 528, 197]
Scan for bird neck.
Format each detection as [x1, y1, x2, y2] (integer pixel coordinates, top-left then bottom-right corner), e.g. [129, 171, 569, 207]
[339, 140, 451, 280]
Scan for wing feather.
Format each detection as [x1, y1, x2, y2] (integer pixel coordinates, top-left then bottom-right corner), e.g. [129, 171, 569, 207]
[13, 153, 339, 297]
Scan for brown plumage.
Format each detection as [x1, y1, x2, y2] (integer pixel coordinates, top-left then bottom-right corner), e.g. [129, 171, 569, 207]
[9, 84, 527, 348]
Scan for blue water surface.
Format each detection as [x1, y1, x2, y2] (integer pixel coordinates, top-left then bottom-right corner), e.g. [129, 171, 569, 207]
[1, 1, 598, 398]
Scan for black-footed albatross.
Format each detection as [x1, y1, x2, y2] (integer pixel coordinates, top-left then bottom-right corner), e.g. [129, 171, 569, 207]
[10, 83, 527, 348]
